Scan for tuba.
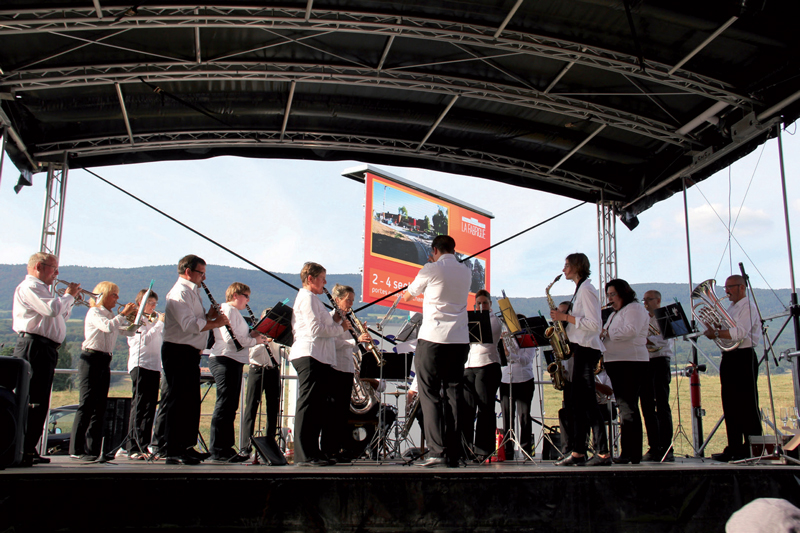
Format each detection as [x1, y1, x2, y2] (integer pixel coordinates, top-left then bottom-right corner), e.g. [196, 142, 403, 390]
[544, 275, 570, 391]
[691, 279, 743, 352]
[350, 348, 380, 415]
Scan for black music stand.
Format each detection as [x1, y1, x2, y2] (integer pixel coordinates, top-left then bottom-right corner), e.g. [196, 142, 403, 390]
[360, 352, 414, 380]
[518, 316, 549, 348]
[467, 310, 493, 345]
[254, 302, 294, 346]
[654, 302, 691, 338]
[395, 313, 422, 342]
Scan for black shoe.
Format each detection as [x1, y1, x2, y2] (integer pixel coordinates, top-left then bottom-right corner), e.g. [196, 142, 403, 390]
[641, 448, 659, 462]
[185, 448, 211, 461]
[331, 454, 352, 465]
[79, 454, 99, 462]
[555, 454, 586, 466]
[612, 456, 631, 465]
[585, 455, 612, 466]
[416, 456, 447, 468]
[662, 450, 675, 462]
[211, 449, 243, 463]
[165, 454, 201, 465]
[296, 457, 329, 467]
[20, 454, 34, 467]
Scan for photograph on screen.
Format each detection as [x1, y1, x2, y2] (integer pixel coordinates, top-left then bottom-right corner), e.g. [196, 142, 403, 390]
[458, 254, 487, 293]
[371, 181, 449, 266]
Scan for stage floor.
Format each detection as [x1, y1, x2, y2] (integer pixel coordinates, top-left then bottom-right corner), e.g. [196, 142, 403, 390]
[2, 455, 799, 532]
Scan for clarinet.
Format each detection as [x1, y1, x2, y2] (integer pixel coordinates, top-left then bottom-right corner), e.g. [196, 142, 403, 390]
[201, 282, 243, 351]
[245, 304, 278, 367]
[322, 287, 377, 364]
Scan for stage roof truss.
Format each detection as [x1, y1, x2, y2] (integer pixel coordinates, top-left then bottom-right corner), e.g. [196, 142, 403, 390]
[1, 1, 797, 215]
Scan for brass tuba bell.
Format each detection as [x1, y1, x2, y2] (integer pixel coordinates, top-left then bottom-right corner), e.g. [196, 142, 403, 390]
[691, 279, 743, 352]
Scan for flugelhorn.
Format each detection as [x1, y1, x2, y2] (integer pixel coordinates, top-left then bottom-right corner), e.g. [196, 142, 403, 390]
[691, 279, 743, 352]
[53, 279, 97, 307]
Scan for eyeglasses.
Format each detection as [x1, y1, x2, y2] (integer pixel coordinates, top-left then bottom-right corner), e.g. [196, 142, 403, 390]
[241, 294, 250, 300]
[643, 297, 658, 301]
[191, 268, 206, 277]
[724, 284, 743, 289]
[41, 263, 58, 270]
[607, 292, 618, 298]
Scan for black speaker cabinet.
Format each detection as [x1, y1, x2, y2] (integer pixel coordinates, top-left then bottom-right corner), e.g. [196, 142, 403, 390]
[0, 356, 32, 468]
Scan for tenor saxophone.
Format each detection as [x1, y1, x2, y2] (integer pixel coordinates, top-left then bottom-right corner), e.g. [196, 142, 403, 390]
[545, 274, 571, 391]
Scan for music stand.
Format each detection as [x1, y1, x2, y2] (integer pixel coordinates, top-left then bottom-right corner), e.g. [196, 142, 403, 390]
[654, 303, 691, 339]
[519, 316, 549, 348]
[467, 310, 493, 345]
[395, 313, 422, 342]
[254, 302, 294, 346]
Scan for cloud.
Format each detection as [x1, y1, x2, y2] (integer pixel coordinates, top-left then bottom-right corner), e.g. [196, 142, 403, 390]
[682, 204, 772, 236]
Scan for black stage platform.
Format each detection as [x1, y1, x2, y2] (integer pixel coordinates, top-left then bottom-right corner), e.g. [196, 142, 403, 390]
[2, 456, 799, 532]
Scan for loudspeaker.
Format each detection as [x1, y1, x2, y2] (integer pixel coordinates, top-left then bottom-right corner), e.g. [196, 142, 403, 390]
[101, 397, 131, 456]
[251, 436, 288, 465]
[0, 356, 31, 468]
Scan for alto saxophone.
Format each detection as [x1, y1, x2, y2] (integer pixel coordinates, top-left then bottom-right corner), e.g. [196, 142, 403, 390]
[545, 274, 571, 391]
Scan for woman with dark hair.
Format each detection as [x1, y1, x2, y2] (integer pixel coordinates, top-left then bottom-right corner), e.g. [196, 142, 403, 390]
[602, 278, 650, 464]
[550, 253, 610, 466]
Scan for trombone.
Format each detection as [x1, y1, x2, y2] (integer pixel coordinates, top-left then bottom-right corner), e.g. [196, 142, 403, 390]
[53, 279, 98, 307]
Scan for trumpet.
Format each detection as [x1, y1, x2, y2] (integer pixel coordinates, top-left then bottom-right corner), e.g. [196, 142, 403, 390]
[647, 322, 662, 352]
[53, 279, 97, 307]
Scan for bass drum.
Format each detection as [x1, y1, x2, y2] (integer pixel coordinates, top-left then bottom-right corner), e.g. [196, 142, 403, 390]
[341, 405, 398, 459]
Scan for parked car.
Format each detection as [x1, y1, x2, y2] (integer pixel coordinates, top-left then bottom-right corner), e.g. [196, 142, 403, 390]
[46, 404, 77, 455]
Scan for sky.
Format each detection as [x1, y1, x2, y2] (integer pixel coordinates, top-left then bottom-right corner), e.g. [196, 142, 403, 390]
[1, 124, 799, 305]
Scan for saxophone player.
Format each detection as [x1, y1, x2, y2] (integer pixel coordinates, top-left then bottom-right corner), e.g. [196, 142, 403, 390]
[640, 290, 674, 462]
[702, 275, 762, 462]
[321, 284, 371, 464]
[550, 253, 609, 467]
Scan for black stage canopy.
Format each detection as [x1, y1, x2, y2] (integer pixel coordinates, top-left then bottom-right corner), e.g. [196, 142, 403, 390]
[1, 1, 798, 217]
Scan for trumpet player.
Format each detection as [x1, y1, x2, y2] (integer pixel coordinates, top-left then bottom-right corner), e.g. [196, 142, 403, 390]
[70, 282, 138, 461]
[703, 275, 762, 462]
[208, 282, 269, 463]
[321, 283, 372, 463]
[640, 290, 674, 462]
[126, 289, 164, 459]
[461, 289, 502, 462]
[12, 253, 79, 466]
[550, 253, 607, 467]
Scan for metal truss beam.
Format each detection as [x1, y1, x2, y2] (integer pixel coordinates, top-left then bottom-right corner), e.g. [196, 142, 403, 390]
[39, 156, 69, 259]
[597, 199, 617, 305]
[0, 62, 693, 146]
[33, 130, 626, 198]
[0, 6, 755, 107]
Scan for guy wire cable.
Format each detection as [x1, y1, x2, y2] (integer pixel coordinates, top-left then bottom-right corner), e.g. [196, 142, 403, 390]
[353, 200, 588, 313]
[85, 168, 397, 344]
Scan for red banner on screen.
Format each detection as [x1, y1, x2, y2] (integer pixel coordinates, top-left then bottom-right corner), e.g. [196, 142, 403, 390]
[363, 172, 491, 313]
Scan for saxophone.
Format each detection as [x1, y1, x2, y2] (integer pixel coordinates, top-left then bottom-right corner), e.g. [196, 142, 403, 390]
[545, 274, 571, 391]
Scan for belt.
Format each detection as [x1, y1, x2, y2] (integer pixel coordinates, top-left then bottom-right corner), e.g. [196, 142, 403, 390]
[19, 332, 61, 349]
[83, 349, 112, 357]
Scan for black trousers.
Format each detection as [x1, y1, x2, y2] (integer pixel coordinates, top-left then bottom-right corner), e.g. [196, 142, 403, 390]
[291, 357, 333, 463]
[461, 363, 501, 456]
[321, 369, 353, 456]
[605, 360, 647, 463]
[127, 367, 161, 453]
[242, 364, 281, 450]
[567, 344, 606, 456]
[208, 356, 244, 455]
[640, 356, 673, 453]
[70, 351, 112, 456]
[560, 379, 609, 455]
[161, 342, 202, 457]
[13, 333, 59, 455]
[416, 339, 469, 460]
[500, 378, 534, 458]
[720, 347, 762, 456]
[150, 372, 169, 451]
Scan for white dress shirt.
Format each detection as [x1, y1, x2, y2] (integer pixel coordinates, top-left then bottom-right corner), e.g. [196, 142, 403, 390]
[330, 310, 357, 374]
[289, 288, 342, 365]
[12, 274, 74, 344]
[646, 314, 673, 360]
[727, 296, 761, 349]
[82, 305, 135, 353]
[602, 302, 650, 363]
[406, 253, 472, 344]
[566, 279, 605, 352]
[249, 340, 283, 368]
[163, 277, 208, 350]
[501, 346, 536, 383]
[466, 313, 502, 368]
[127, 319, 164, 372]
[210, 302, 259, 364]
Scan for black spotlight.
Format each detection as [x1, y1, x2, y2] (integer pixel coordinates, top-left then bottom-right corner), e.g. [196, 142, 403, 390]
[619, 210, 640, 231]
